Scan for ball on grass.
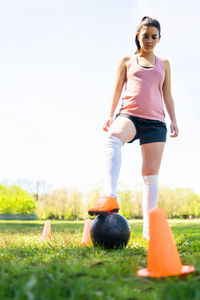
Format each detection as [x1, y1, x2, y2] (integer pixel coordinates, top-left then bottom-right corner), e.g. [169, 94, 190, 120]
[91, 212, 131, 249]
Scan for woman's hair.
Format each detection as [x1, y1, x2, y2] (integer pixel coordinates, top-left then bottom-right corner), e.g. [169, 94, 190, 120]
[135, 16, 161, 53]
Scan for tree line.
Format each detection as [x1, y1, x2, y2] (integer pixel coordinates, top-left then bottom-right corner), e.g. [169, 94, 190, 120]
[0, 184, 200, 219]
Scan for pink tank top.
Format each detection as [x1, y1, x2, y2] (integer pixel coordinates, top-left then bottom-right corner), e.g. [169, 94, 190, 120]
[118, 54, 166, 122]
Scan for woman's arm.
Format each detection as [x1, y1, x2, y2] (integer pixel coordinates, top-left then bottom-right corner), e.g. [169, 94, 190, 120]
[103, 57, 130, 131]
[162, 59, 179, 137]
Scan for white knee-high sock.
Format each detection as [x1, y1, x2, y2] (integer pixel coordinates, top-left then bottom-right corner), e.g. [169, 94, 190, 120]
[142, 175, 158, 240]
[104, 135, 122, 198]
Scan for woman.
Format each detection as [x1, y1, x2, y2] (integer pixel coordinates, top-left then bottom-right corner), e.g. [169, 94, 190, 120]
[88, 16, 178, 240]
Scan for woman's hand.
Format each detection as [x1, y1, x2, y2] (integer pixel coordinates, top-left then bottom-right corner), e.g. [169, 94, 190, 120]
[103, 117, 114, 132]
[170, 121, 179, 137]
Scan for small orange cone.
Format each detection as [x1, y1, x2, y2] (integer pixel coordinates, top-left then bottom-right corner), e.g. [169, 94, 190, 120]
[137, 208, 195, 277]
[81, 219, 93, 246]
[42, 220, 51, 239]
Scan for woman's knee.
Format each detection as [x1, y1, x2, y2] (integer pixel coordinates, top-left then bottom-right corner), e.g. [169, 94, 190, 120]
[142, 161, 160, 176]
[142, 167, 159, 176]
[108, 117, 136, 145]
[109, 132, 125, 145]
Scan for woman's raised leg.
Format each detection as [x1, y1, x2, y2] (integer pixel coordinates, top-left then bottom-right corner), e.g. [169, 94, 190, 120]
[104, 116, 137, 196]
[88, 116, 136, 215]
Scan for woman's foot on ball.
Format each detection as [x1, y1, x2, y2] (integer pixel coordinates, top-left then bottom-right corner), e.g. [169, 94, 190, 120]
[88, 195, 119, 216]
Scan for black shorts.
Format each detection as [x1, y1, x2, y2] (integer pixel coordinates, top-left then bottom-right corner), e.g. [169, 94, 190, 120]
[116, 114, 167, 145]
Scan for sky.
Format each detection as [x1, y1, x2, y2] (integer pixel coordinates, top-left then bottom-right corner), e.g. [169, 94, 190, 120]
[0, 0, 200, 194]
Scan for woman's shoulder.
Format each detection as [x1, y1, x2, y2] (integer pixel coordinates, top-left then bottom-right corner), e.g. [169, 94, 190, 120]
[158, 57, 171, 72]
[119, 55, 134, 69]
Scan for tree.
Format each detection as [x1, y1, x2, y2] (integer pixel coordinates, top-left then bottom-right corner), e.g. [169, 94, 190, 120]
[118, 189, 135, 219]
[132, 190, 143, 218]
[68, 190, 84, 220]
[0, 185, 36, 214]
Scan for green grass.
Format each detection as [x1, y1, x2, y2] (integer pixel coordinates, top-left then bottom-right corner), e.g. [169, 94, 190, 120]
[0, 219, 200, 300]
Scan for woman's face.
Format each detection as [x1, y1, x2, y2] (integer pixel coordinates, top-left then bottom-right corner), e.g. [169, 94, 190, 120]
[137, 26, 160, 52]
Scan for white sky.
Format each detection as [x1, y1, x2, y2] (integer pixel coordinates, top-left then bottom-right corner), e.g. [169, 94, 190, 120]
[0, 0, 200, 194]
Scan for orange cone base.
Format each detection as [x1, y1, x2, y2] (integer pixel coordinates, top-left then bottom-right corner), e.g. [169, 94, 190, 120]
[137, 265, 195, 278]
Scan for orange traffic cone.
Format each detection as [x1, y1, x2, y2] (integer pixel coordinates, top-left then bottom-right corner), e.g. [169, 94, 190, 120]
[81, 219, 93, 246]
[42, 220, 51, 239]
[137, 208, 195, 277]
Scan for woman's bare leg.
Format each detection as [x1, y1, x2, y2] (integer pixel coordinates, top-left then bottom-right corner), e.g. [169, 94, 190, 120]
[141, 142, 165, 176]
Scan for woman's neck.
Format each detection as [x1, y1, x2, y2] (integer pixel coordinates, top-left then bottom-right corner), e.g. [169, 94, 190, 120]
[138, 50, 155, 59]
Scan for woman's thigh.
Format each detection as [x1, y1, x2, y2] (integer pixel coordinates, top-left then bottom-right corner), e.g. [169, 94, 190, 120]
[141, 142, 165, 176]
[108, 116, 137, 145]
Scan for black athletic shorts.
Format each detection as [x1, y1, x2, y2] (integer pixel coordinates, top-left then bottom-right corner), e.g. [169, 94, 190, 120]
[116, 114, 167, 145]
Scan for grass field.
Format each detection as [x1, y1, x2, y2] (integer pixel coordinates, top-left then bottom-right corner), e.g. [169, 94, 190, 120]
[0, 219, 200, 300]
